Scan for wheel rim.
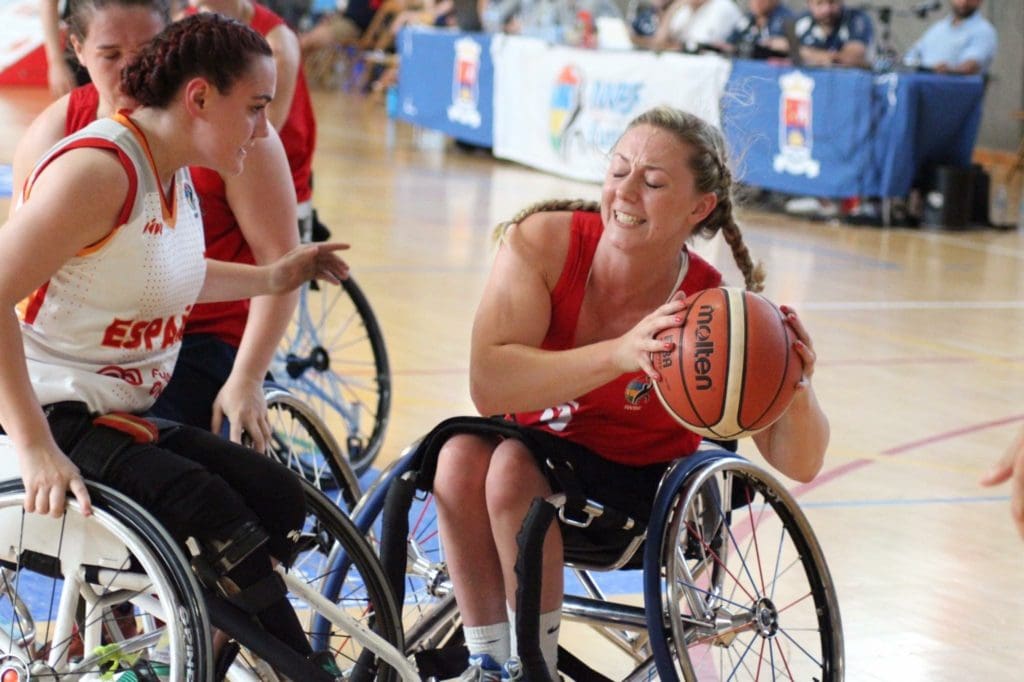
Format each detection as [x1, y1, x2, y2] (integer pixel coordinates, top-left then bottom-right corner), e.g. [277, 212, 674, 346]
[0, 483, 210, 682]
[663, 461, 842, 680]
[274, 276, 391, 476]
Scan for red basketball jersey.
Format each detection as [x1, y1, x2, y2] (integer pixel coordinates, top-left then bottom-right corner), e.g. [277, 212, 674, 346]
[511, 211, 723, 466]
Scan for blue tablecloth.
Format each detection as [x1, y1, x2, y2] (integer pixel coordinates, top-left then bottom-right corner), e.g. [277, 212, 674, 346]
[722, 59, 984, 198]
[394, 27, 494, 148]
[393, 31, 985, 198]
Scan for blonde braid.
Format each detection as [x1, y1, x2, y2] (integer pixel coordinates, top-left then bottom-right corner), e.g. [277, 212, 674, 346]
[721, 218, 765, 292]
[626, 106, 767, 291]
[492, 198, 600, 242]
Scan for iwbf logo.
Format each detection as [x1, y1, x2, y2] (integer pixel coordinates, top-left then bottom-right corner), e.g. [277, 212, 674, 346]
[446, 37, 482, 128]
[772, 71, 820, 179]
[549, 65, 583, 155]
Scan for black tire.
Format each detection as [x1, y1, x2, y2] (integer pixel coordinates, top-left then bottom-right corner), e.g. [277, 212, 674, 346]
[649, 457, 844, 681]
[263, 385, 364, 511]
[0, 479, 212, 682]
[275, 275, 391, 476]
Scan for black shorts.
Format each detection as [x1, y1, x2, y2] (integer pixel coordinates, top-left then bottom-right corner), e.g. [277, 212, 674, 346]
[499, 422, 672, 525]
[418, 416, 676, 525]
[44, 402, 305, 560]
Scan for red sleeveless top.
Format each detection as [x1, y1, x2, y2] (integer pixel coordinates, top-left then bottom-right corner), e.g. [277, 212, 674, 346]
[249, 2, 316, 203]
[511, 211, 723, 466]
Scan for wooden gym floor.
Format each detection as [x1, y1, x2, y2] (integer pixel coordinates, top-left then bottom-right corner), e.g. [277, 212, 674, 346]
[2, 85, 1023, 680]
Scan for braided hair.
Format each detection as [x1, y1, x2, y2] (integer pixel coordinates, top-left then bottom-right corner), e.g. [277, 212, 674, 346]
[495, 108, 765, 293]
[628, 106, 765, 292]
[121, 13, 272, 109]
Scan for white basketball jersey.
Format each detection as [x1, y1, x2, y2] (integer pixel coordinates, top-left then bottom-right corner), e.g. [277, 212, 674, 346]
[17, 113, 207, 414]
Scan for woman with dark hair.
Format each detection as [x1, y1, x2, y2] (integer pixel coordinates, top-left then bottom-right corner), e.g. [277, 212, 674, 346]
[0, 12, 347, 677]
[14, 0, 303, 449]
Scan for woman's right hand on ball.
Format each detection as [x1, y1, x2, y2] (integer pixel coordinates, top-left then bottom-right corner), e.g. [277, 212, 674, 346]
[614, 293, 690, 380]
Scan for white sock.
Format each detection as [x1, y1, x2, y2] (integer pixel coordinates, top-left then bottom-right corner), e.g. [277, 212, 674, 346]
[539, 609, 561, 677]
[506, 603, 517, 663]
[463, 621, 510, 665]
[507, 604, 560, 677]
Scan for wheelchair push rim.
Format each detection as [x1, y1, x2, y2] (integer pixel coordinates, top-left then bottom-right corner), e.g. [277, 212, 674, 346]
[649, 457, 843, 681]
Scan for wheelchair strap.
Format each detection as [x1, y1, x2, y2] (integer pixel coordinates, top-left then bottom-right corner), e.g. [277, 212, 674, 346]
[378, 471, 419, 609]
[44, 403, 158, 480]
[514, 497, 558, 682]
[403, 415, 528, 491]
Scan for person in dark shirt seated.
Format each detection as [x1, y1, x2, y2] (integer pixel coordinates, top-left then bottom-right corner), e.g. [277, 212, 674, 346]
[722, 0, 793, 58]
[793, 0, 873, 68]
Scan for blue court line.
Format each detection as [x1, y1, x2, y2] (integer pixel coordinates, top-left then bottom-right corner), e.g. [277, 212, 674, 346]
[800, 494, 1008, 509]
[0, 164, 11, 199]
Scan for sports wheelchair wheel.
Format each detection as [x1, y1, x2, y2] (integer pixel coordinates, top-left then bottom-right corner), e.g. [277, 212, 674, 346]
[263, 385, 363, 511]
[0, 479, 212, 682]
[274, 276, 391, 477]
[647, 456, 843, 681]
[225, 478, 407, 681]
[318, 446, 463, 677]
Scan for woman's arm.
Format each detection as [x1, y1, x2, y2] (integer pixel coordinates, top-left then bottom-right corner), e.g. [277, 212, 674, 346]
[751, 306, 829, 483]
[213, 131, 300, 447]
[264, 23, 301, 131]
[468, 212, 689, 416]
[10, 96, 71, 218]
[198, 243, 349, 304]
[0, 149, 129, 516]
[648, 0, 684, 51]
[40, 0, 74, 97]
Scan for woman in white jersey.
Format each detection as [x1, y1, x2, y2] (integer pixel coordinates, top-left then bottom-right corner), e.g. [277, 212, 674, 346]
[0, 12, 347, 677]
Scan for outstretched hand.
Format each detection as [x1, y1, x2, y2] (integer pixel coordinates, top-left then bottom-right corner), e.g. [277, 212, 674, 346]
[980, 425, 1024, 540]
[270, 242, 350, 294]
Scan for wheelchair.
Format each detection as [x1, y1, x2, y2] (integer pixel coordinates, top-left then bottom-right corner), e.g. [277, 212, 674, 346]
[0, 436, 414, 682]
[263, 382, 364, 511]
[313, 421, 844, 681]
[272, 208, 392, 477]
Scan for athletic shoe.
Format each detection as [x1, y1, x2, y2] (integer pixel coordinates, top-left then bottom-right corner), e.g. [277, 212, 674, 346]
[502, 657, 524, 680]
[112, 659, 169, 681]
[784, 196, 838, 219]
[450, 653, 503, 681]
[309, 649, 344, 680]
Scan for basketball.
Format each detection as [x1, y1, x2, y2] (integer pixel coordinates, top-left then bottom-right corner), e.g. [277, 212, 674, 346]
[651, 287, 802, 440]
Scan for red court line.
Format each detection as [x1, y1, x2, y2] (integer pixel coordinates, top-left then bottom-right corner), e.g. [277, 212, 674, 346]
[791, 413, 1024, 499]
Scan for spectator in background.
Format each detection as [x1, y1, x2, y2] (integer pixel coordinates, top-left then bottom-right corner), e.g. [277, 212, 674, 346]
[300, 0, 382, 54]
[794, 0, 873, 68]
[648, 0, 744, 53]
[723, 0, 792, 57]
[627, 0, 672, 49]
[903, 0, 996, 75]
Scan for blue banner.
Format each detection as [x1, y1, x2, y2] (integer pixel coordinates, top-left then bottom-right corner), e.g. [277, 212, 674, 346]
[722, 59, 983, 198]
[394, 27, 494, 148]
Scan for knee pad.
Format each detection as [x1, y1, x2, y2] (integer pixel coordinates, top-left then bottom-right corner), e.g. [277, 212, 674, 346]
[190, 521, 285, 614]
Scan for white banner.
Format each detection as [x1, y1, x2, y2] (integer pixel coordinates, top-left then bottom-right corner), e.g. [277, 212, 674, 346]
[0, 0, 41, 73]
[492, 35, 732, 183]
